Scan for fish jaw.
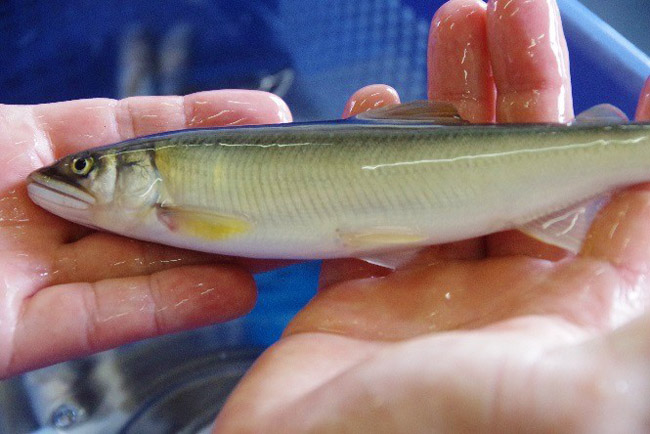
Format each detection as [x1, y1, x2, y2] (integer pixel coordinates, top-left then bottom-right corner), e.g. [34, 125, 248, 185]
[27, 170, 97, 226]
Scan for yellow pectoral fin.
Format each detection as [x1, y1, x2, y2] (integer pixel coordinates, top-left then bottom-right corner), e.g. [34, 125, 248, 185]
[157, 206, 251, 240]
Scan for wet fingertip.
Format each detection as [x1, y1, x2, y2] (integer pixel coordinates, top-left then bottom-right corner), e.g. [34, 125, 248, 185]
[343, 84, 400, 118]
[184, 89, 293, 127]
[436, 0, 488, 17]
[266, 92, 293, 123]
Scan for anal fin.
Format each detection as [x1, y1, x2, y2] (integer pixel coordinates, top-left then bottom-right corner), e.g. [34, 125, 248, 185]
[358, 248, 425, 270]
[518, 195, 611, 253]
[338, 227, 428, 249]
[338, 227, 429, 270]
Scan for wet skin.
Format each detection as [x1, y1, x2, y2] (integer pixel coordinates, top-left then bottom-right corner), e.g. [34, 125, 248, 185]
[0, 0, 649, 431]
[215, 0, 650, 432]
[0, 90, 291, 377]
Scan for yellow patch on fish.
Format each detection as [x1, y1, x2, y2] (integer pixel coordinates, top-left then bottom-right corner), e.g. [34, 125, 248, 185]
[157, 206, 251, 240]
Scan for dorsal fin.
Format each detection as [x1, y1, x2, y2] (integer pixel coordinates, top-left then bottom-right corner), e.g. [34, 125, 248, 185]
[574, 104, 629, 125]
[354, 100, 468, 125]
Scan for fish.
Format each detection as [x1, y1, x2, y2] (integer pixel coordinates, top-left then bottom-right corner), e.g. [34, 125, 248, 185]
[26, 101, 650, 262]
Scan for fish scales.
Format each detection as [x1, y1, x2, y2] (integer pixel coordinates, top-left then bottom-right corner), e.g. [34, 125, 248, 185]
[27, 116, 650, 259]
[151, 123, 650, 249]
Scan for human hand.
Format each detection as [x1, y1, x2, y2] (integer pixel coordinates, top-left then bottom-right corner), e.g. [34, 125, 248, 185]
[215, 0, 650, 432]
[0, 90, 291, 378]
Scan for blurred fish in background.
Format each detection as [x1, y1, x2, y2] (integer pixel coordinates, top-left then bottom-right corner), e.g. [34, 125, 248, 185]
[117, 26, 156, 98]
[158, 23, 193, 96]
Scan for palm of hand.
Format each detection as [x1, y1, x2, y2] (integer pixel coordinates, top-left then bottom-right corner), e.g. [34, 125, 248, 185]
[217, 234, 650, 432]
[215, 0, 650, 431]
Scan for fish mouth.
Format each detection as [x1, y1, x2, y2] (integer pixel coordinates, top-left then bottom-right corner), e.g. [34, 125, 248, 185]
[27, 171, 96, 211]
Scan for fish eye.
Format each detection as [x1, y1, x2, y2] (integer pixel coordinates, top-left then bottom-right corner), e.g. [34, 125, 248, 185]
[71, 157, 94, 176]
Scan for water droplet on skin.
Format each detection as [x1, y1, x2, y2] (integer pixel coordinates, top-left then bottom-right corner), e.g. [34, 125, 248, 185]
[445, 292, 452, 300]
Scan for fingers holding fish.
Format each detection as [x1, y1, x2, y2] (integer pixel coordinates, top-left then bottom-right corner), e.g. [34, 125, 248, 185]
[325, 81, 486, 287]
[484, 0, 575, 259]
[184, 89, 292, 127]
[636, 76, 650, 121]
[49, 233, 232, 286]
[320, 86, 401, 289]
[427, 0, 496, 123]
[5, 264, 256, 377]
[486, 0, 573, 123]
[52, 230, 293, 283]
[33, 89, 292, 160]
[17, 90, 292, 282]
[342, 84, 400, 118]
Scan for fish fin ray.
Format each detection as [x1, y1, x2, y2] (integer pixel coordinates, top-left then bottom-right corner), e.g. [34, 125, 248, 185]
[518, 195, 611, 253]
[338, 227, 428, 249]
[357, 248, 424, 270]
[157, 205, 251, 240]
[574, 104, 629, 125]
[339, 226, 429, 270]
[354, 100, 468, 125]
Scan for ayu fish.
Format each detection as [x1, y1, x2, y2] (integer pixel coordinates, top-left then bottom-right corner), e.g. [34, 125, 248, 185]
[26, 101, 650, 262]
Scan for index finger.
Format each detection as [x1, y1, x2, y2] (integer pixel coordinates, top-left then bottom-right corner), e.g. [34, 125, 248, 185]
[36, 89, 292, 160]
[487, 0, 573, 123]
[12, 91, 293, 284]
[0, 90, 291, 189]
[428, 0, 496, 123]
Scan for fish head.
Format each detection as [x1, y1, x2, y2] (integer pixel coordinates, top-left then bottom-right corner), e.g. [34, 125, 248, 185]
[27, 146, 161, 231]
